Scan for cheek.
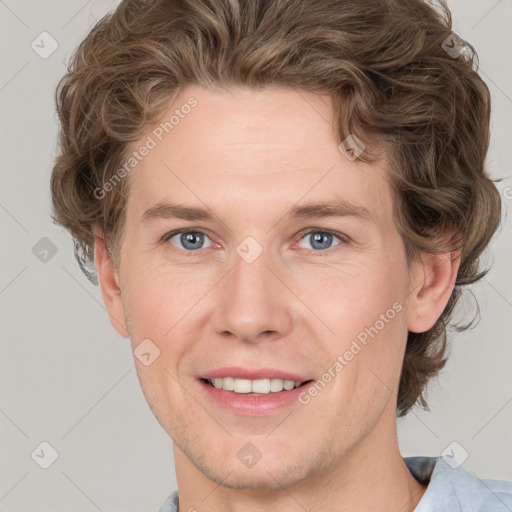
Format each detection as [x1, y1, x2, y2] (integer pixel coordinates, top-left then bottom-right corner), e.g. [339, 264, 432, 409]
[121, 253, 185, 326]
[121, 235, 410, 362]
[306, 256, 409, 396]
[120, 256, 216, 368]
[306, 256, 408, 337]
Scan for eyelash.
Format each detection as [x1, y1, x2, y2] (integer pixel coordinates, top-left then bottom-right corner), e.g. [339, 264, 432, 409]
[161, 228, 348, 257]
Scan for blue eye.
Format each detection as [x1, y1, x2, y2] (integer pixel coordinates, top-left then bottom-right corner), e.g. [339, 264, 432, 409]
[163, 228, 346, 255]
[298, 230, 343, 251]
[166, 230, 213, 251]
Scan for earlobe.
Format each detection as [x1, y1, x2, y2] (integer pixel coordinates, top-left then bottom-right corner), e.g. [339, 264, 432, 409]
[407, 249, 461, 333]
[94, 229, 130, 338]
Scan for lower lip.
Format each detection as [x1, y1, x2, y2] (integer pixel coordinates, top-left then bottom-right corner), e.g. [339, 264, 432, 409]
[198, 379, 311, 416]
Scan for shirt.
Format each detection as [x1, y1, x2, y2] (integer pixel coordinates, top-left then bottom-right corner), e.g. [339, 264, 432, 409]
[158, 455, 512, 511]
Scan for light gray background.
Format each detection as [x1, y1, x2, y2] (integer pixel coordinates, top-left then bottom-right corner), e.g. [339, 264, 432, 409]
[0, 0, 511, 510]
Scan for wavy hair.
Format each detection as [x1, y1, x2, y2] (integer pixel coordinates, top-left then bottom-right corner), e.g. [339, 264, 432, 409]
[50, 0, 502, 417]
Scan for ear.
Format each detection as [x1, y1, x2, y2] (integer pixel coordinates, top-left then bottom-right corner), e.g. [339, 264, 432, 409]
[407, 249, 461, 333]
[94, 229, 130, 338]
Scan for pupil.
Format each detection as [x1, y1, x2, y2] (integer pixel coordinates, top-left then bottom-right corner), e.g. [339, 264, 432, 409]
[311, 232, 331, 250]
[182, 232, 203, 249]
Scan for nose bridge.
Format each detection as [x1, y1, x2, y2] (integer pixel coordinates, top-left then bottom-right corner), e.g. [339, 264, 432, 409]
[212, 235, 293, 342]
[232, 236, 271, 297]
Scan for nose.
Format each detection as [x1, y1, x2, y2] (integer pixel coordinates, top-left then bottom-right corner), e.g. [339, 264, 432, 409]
[211, 243, 294, 345]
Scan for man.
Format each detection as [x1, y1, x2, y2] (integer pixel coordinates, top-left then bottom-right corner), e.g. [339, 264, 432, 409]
[50, 0, 512, 510]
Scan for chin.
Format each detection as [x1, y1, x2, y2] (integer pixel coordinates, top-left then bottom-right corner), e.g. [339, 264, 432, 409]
[203, 462, 311, 491]
[181, 437, 332, 491]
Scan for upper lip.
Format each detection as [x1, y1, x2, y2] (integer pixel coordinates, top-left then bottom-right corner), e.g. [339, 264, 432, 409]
[200, 367, 311, 382]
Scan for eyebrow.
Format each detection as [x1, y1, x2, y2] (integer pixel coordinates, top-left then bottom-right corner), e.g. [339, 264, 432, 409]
[141, 199, 372, 224]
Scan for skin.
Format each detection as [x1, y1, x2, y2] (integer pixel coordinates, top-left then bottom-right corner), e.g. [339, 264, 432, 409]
[95, 85, 460, 511]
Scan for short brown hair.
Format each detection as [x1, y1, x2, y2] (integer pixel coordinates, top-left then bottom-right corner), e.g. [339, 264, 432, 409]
[50, 0, 501, 417]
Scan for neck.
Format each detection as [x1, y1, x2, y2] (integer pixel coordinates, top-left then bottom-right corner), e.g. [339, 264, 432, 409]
[172, 405, 427, 512]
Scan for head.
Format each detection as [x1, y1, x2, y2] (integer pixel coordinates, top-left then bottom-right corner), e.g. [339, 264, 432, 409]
[51, 0, 501, 491]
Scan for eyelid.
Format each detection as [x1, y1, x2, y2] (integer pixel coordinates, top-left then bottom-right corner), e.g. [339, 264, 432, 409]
[162, 227, 349, 254]
[297, 227, 349, 243]
[162, 228, 216, 255]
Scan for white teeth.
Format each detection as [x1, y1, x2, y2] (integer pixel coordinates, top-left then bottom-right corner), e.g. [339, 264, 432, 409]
[283, 380, 295, 390]
[270, 378, 283, 392]
[233, 379, 252, 393]
[252, 379, 271, 394]
[221, 376, 235, 390]
[208, 377, 305, 394]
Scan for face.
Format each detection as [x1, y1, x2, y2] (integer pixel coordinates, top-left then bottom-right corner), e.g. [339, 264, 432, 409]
[99, 85, 431, 490]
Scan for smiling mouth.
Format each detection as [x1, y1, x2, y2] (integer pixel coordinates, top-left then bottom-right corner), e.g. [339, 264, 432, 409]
[200, 377, 314, 396]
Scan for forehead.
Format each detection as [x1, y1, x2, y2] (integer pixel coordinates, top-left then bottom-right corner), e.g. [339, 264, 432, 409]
[124, 85, 392, 224]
